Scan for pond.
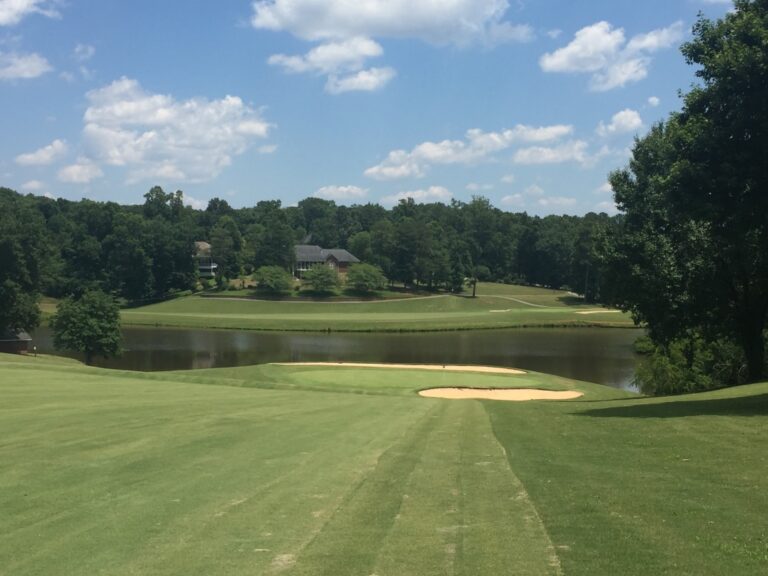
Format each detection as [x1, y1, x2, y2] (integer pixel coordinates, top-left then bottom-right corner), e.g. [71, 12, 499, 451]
[32, 326, 642, 391]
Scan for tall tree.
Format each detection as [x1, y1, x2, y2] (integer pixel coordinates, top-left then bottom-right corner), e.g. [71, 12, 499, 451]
[50, 290, 122, 365]
[609, 0, 768, 382]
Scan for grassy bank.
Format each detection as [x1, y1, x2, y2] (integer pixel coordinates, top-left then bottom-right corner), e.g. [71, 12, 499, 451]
[1, 354, 765, 575]
[121, 282, 633, 332]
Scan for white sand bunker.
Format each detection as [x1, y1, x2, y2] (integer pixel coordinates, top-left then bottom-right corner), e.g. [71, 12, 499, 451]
[419, 388, 583, 401]
[575, 309, 622, 315]
[272, 362, 526, 375]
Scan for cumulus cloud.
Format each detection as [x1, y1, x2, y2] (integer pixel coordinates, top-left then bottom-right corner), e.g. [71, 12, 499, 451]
[380, 185, 451, 206]
[648, 96, 660, 107]
[315, 185, 369, 201]
[500, 193, 525, 208]
[74, 43, 95, 62]
[513, 140, 588, 165]
[0, 0, 60, 26]
[500, 174, 516, 184]
[595, 200, 619, 215]
[255, 0, 532, 93]
[596, 108, 643, 137]
[466, 182, 493, 192]
[540, 21, 684, 91]
[365, 124, 573, 180]
[57, 157, 103, 184]
[269, 37, 395, 94]
[183, 194, 207, 210]
[15, 139, 67, 165]
[21, 179, 44, 191]
[78, 77, 272, 184]
[257, 144, 278, 154]
[538, 196, 577, 208]
[595, 182, 613, 195]
[325, 66, 395, 93]
[251, 0, 533, 46]
[0, 51, 52, 80]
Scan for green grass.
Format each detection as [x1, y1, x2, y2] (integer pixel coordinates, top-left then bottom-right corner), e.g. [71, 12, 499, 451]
[1, 353, 766, 575]
[121, 282, 633, 332]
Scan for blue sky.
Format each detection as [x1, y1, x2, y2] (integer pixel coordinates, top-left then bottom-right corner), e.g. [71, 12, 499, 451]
[0, 0, 733, 214]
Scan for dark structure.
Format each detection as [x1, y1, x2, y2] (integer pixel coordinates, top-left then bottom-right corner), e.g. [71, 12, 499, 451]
[293, 245, 360, 279]
[0, 330, 32, 354]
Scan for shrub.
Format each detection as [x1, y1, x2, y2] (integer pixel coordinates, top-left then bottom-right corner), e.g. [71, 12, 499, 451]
[253, 266, 293, 293]
[302, 265, 339, 293]
[346, 264, 387, 293]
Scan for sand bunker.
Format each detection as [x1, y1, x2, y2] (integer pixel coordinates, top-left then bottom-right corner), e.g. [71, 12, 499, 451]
[575, 309, 622, 315]
[271, 362, 526, 375]
[419, 388, 583, 401]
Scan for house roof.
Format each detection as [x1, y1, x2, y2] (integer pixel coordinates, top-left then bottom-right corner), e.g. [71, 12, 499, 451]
[194, 241, 212, 256]
[294, 244, 360, 264]
[0, 329, 32, 342]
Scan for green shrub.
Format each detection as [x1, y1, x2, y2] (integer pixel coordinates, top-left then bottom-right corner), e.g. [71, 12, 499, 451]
[302, 265, 339, 293]
[346, 263, 387, 293]
[253, 266, 293, 293]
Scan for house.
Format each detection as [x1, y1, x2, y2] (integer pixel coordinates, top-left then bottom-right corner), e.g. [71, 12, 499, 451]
[293, 244, 360, 279]
[194, 241, 218, 279]
[0, 330, 32, 354]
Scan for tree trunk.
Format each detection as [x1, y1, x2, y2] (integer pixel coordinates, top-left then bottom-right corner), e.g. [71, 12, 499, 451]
[85, 350, 93, 366]
[740, 319, 765, 382]
[472, 280, 477, 298]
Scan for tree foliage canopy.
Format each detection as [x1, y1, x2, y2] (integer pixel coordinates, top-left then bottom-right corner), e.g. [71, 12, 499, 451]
[50, 290, 122, 365]
[608, 0, 768, 384]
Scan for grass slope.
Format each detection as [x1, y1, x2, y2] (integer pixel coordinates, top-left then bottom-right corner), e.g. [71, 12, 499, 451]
[1, 354, 765, 575]
[121, 282, 633, 332]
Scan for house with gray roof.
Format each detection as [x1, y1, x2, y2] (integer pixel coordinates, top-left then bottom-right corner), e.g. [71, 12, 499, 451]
[293, 244, 360, 279]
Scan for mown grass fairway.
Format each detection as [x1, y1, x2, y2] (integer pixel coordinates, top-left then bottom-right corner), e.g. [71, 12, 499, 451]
[121, 282, 632, 332]
[1, 354, 766, 575]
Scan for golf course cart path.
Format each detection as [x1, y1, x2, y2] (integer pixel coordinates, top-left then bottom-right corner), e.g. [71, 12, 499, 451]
[272, 362, 526, 375]
[419, 388, 583, 401]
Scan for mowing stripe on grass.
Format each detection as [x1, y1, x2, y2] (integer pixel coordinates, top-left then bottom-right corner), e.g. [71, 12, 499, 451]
[284, 400, 559, 576]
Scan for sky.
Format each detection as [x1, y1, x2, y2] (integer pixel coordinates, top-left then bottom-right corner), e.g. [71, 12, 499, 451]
[0, 0, 734, 215]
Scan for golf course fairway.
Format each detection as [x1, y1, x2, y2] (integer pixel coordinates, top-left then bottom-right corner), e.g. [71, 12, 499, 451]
[120, 282, 633, 332]
[1, 353, 766, 575]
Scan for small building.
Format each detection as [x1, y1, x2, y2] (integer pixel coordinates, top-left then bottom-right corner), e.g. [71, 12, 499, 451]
[194, 241, 218, 279]
[293, 244, 360, 279]
[0, 330, 32, 354]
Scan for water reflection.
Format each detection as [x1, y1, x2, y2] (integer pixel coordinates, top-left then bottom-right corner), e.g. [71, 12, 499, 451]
[32, 326, 641, 391]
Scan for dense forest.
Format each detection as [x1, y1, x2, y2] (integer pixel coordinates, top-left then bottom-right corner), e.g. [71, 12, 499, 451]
[0, 185, 616, 304]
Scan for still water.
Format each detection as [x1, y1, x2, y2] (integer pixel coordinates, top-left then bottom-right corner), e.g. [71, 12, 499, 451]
[33, 326, 642, 390]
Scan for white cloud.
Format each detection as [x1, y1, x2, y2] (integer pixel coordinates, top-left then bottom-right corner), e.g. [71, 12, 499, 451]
[596, 108, 643, 136]
[595, 200, 619, 215]
[547, 29, 562, 39]
[269, 37, 395, 93]
[269, 36, 383, 75]
[20, 179, 44, 191]
[0, 51, 52, 80]
[74, 43, 95, 62]
[258, 144, 278, 154]
[513, 140, 588, 165]
[524, 184, 544, 196]
[43, 191, 55, 199]
[183, 194, 207, 210]
[325, 66, 395, 94]
[466, 182, 493, 192]
[540, 21, 684, 91]
[79, 77, 272, 183]
[315, 184, 369, 200]
[252, 0, 533, 46]
[648, 95, 660, 107]
[365, 124, 573, 180]
[500, 174, 516, 184]
[500, 193, 525, 208]
[15, 139, 67, 165]
[595, 182, 613, 195]
[0, 0, 60, 26]
[57, 157, 103, 184]
[538, 196, 577, 208]
[380, 185, 451, 206]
